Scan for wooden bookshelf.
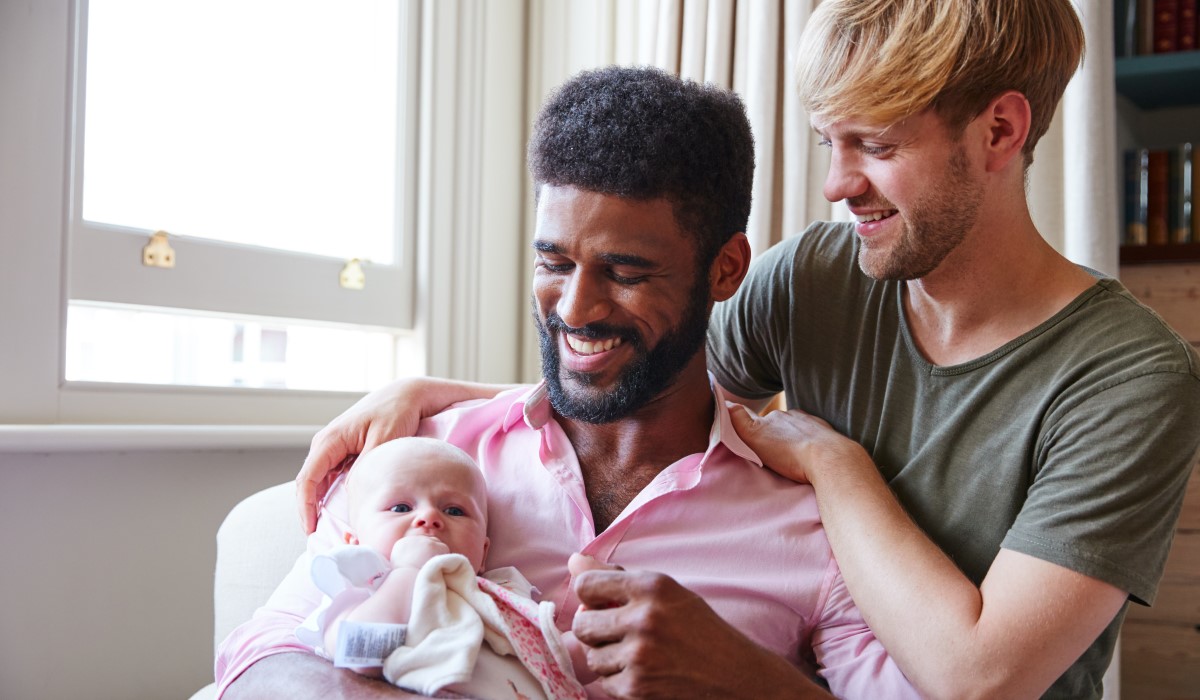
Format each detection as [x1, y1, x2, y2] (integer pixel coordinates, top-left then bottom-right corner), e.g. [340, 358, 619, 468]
[1115, 52, 1200, 110]
[1114, 46, 1199, 264]
[1118, 259, 1200, 699]
[1120, 242, 1200, 264]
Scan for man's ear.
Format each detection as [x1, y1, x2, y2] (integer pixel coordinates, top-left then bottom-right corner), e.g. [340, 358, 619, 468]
[977, 90, 1031, 173]
[708, 232, 751, 303]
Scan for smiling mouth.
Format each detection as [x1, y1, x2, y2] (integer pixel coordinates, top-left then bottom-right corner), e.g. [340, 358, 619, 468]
[855, 210, 897, 223]
[565, 334, 623, 356]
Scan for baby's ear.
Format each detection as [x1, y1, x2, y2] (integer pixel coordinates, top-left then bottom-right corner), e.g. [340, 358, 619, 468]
[479, 536, 491, 573]
[343, 531, 359, 546]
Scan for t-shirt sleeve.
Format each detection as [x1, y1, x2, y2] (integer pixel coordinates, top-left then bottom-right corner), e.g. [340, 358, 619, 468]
[707, 235, 802, 400]
[1003, 371, 1200, 604]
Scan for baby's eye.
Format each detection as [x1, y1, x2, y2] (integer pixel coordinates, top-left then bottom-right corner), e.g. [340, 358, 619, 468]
[444, 506, 466, 517]
[390, 503, 412, 513]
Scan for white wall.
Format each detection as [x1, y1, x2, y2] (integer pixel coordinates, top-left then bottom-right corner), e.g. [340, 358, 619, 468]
[0, 446, 301, 700]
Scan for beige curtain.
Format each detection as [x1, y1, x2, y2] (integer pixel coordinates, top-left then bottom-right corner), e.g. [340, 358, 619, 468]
[1034, 0, 1121, 276]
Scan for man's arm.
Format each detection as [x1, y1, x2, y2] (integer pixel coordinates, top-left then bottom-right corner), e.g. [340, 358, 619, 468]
[297, 377, 517, 532]
[225, 653, 422, 700]
[728, 405, 1127, 700]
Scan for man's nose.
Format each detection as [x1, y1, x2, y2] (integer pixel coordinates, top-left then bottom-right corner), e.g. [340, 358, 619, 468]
[823, 148, 869, 203]
[557, 271, 610, 329]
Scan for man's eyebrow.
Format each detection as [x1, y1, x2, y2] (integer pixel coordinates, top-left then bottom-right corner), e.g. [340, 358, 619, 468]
[600, 252, 656, 268]
[531, 240, 657, 268]
[812, 123, 899, 141]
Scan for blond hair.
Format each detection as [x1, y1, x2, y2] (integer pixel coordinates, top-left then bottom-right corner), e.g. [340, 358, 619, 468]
[795, 0, 1084, 164]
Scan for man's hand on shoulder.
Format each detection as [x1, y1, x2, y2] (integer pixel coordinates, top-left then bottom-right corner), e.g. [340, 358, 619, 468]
[567, 554, 830, 699]
[295, 377, 512, 534]
[726, 401, 871, 487]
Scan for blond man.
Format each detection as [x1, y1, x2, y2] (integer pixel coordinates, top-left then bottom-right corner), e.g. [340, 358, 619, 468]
[720, 1, 1199, 698]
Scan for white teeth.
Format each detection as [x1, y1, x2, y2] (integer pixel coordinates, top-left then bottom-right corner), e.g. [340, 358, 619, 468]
[856, 211, 893, 223]
[566, 335, 622, 355]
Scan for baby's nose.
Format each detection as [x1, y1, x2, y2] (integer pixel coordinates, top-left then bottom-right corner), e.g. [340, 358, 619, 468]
[414, 508, 443, 529]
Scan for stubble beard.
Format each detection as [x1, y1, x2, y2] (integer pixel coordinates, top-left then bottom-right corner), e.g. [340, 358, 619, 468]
[857, 145, 983, 281]
[533, 276, 711, 424]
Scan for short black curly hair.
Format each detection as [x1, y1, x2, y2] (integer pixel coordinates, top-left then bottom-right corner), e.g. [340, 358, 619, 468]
[528, 66, 755, 268]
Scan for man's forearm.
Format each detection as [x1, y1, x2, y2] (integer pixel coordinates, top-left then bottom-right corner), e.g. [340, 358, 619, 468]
[807, 450, 1124, 700]
[223, 652, 421, 700]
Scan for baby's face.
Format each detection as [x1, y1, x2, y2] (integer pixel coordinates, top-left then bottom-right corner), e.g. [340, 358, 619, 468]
[348, 442, 489, 572]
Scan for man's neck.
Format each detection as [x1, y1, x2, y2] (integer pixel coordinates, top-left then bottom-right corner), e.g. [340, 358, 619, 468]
[558, 356, 716, 533]
[902, 205, 1096, 366]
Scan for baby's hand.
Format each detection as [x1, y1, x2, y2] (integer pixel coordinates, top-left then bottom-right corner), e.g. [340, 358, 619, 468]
[389, 535, 449, 569]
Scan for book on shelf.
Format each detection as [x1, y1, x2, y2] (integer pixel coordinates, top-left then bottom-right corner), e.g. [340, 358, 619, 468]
[1138, 0, 1156, 54]
[1128, 0, 1200, 54]
[1155, 0, 1181, 53]
[1128, 144, 1197, 247]
[1125, 148, 1149, 245]
[1118, 0, 1141, 56]
[1148, 149, 1170, 245]
[1168, 144, 1194, 244]
[1182, 0, 1198, 51]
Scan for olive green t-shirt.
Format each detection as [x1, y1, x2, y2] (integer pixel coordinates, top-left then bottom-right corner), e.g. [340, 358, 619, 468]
[707, 221, 1200, 699]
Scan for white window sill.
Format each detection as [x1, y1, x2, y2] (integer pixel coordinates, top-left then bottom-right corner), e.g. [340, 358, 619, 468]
[0, 425, 319, 452]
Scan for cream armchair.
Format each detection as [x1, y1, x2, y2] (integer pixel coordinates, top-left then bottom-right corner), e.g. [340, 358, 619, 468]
[192, 482, 307, 700]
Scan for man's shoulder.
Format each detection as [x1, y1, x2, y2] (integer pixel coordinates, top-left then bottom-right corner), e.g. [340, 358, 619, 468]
[770, 220, 856, 263]
[1072, 278, 1200, 380]
[751, 221, 865, 297]
[704, 445, 822, 520]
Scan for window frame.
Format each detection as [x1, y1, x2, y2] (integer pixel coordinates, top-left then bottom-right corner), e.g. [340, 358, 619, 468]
[67, 0, 421, 330]
[0, 0, 424, 425]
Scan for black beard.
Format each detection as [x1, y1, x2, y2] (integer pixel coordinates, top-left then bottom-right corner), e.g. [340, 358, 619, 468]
[534, 279, 710, 424]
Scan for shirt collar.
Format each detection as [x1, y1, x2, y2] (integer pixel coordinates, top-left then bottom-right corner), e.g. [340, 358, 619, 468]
[498, 381, 551, 433]
[498, 375, 763, 468]
[708, 374, 763, 467]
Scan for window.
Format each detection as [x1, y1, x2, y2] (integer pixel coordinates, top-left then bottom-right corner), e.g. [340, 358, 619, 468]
[66, 0, 420, 392]
[2, 0, 526, 426]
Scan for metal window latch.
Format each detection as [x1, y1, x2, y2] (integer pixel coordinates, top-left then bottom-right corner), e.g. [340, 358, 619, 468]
[142, 230, 176, 268]
[340, 258, 366, 290]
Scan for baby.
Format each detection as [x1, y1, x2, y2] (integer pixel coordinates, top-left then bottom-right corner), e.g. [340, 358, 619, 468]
[332, 436, 491, 652]
[296, 437, 584, 700]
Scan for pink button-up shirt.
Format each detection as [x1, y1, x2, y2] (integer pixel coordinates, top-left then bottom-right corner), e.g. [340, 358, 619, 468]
[216, 380, 917, 699]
